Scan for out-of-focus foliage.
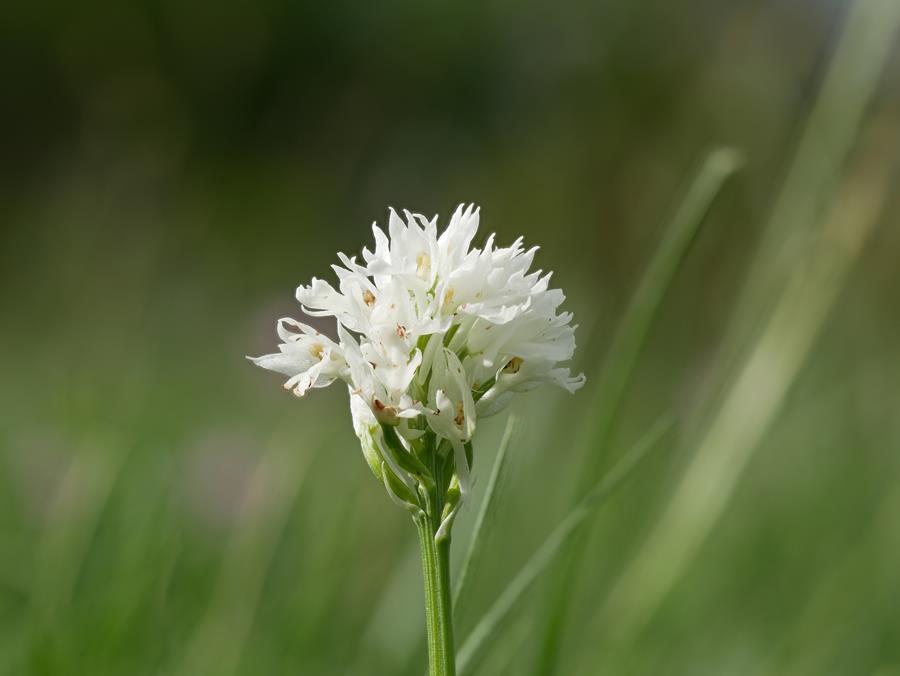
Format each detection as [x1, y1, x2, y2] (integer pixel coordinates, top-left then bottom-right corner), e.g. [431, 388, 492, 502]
[1, 1, 898, 674]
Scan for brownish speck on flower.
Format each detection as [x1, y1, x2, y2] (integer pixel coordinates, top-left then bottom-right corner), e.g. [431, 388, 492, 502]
[504, 356, 524, 374]
[454, 401, 465, 426]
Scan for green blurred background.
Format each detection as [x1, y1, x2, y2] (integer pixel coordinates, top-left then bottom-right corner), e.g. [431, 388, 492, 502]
[1, 0, 899, 674]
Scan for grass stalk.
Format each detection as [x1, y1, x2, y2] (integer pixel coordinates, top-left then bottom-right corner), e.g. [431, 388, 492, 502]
[452, 415, 518, 624]
[591, 79, 900, 656]
[457, 416, 672, 675]
[690, 0, 900, 435]
[535, 148, 741, 673]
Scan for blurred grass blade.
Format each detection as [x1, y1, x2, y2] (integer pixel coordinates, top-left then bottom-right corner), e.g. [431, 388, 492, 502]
[594, 90, 900, 652]
[574, 147, 741, 461]
[536, 147, 741, 673]
[29, 442, 128, 620]
[453, 414, 518, 622]
[174, 433, 312, 676]
[694, 0, 900, 430]
[759, 487, 900, 676]
[471, 612, 533, 676]
[457, 416, 673, 675]
[358, 542, 423, 673]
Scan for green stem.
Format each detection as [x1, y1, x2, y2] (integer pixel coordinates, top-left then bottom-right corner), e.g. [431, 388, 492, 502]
[415, 513, 456, 676]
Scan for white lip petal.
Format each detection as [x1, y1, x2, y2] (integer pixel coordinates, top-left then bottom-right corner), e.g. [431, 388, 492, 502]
[247, 352, 307, 377]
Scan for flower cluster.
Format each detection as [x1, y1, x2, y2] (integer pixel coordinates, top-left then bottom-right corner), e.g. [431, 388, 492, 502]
[250, 205, 584, 531]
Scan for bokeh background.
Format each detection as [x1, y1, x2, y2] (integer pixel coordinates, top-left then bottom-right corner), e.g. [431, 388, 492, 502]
[2, 0, 899, 674]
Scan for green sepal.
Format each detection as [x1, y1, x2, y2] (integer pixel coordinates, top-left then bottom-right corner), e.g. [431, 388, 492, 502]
[380, 423, 434, 487]
[442, 323, 460, 347]
[382, 463, 420, 508]
[357, 426, 385, 483]
[359, 425, 420, 507]
[435, 480, 462, 543]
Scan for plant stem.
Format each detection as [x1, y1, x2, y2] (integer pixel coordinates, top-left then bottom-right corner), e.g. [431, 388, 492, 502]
[415, 513, 456, 676]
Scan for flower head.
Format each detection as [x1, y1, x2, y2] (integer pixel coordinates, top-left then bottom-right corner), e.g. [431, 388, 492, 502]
[250, 204, 584, 528]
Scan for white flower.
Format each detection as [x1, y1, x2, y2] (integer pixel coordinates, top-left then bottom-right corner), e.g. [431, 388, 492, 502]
[426, 347, 476, 495]
[250, 204, 584, 516]
[248, 318, 346, 397]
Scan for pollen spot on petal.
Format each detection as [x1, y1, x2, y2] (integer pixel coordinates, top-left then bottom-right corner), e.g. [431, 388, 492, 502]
[454, 402, 465, 426]
[504, 357, 524, 374]
[373, 398, 397, 422]
[416, 252, 431, 279]
[363, 290, 376, 307]
[309, 343, 325, 360]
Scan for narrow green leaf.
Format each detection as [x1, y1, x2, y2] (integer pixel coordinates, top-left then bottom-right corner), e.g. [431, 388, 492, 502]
[711, 0, 900, 377]
[453, 414, 518, 626]
[535, 147, 742, 673]
[572, 2, 900, 664]
[592, 85, 900, 658]
[456, 417, 673, 675]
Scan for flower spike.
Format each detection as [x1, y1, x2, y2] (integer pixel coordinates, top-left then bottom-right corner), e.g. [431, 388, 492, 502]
[250, 204, 585, 676]
[250, 204, 584, 518]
